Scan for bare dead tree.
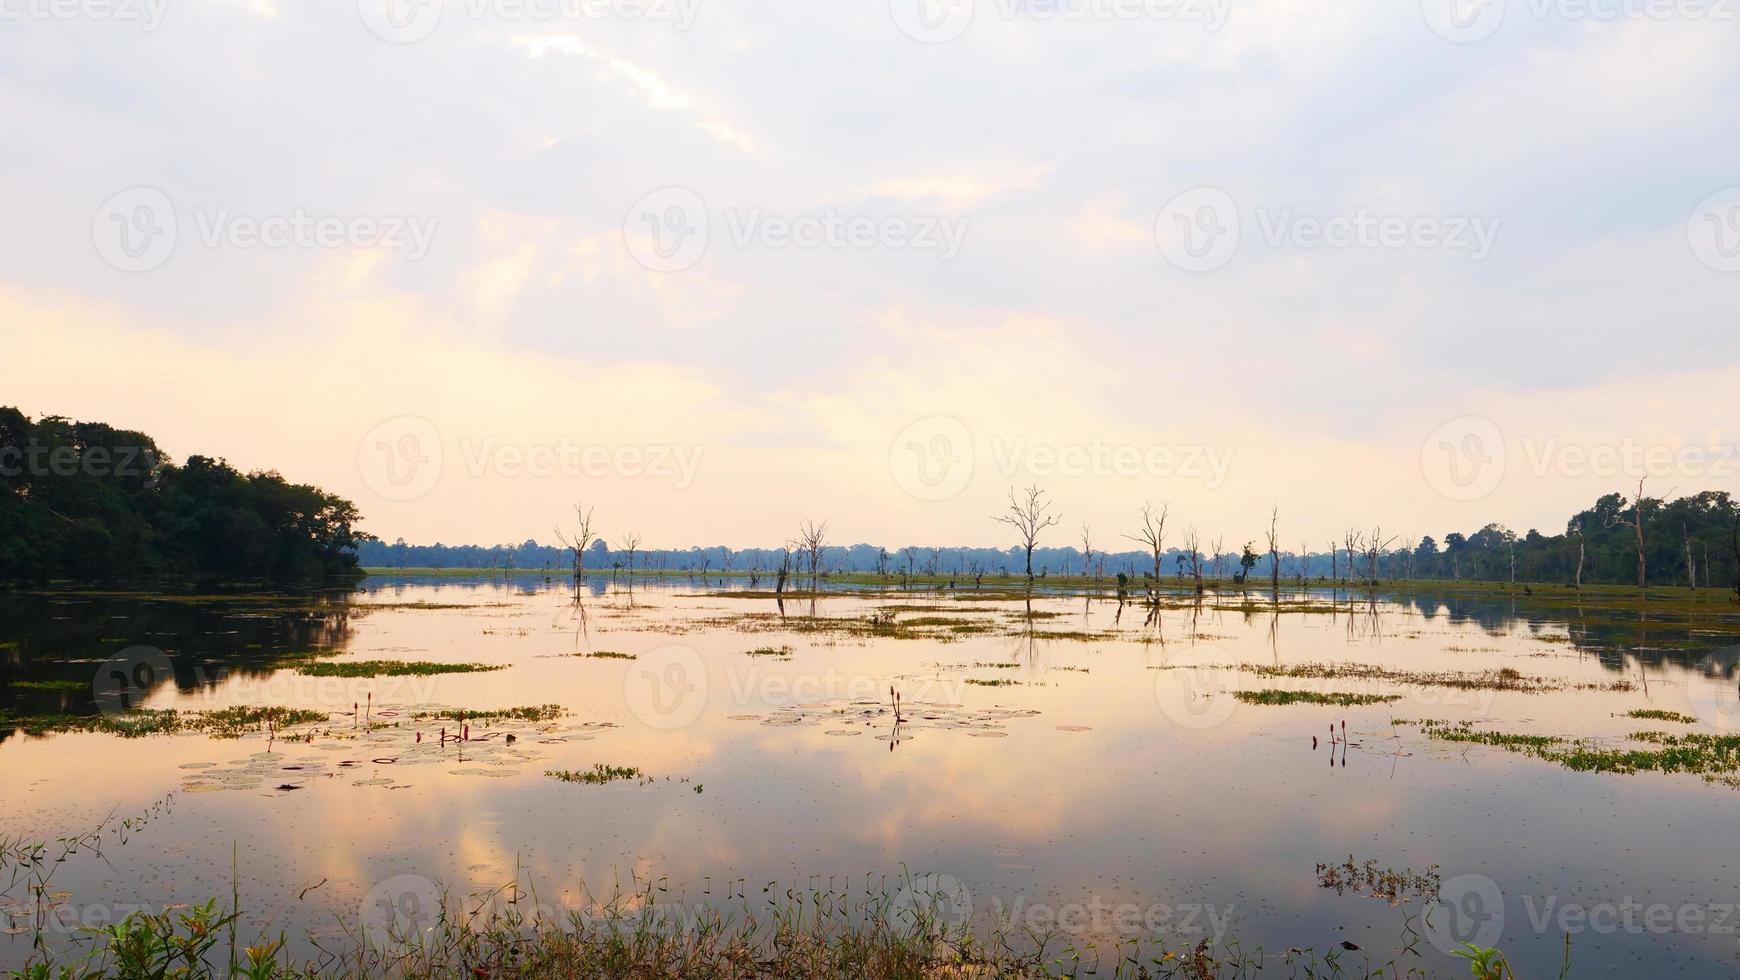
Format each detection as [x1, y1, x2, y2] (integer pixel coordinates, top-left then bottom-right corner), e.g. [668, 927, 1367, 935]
[775, 541, 794, 594]
[1123, 502, 1168, 587]
[1266, 506, 1280, 591]
[1604, 477, 1654, 591]
[1367, 526, 1396, 585]
[1343, 529, 1365, 585]
[1328, 540, 1338, 583]
[551, 503, 597, 579]
[1080, 524, 1095, 582]
[1183, 526, 1204, 591]
[617, 531, 641, 577]
[1567, 518, 1586, 589]
[995, 485, 1062, 582]
[797, 520, 828, 585]
[1685, 521, 1698, 589]
[720, 546, 734, 574]
[1211, 535, 1225, 581]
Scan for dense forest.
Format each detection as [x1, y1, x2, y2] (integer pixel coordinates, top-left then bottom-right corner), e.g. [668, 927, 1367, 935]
[0, 408, 368, 582]
[363, 490, 1740, 591]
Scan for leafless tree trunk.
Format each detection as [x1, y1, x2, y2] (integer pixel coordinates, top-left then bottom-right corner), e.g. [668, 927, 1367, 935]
[1368, 527, 1395, 585]
[1123, 502, 1168, 587]
[1604, 477, 1651, 591]
[617, 531, 640, 578]
[1568, 519, 1586, 589]
[775, 542, 793, 594]
[1267, 505, 1280, 591]
[995, 485, 1062, 582]
[1183, 527, 1204, 591]
[1328, 540, 1337, 582]
[552, 504, 597, 579]
[1211, 535, 1225, 582]
[797, 520, 827, 586]
[1685, 522, 1697, 589]
[1080, 524, 1094, 581]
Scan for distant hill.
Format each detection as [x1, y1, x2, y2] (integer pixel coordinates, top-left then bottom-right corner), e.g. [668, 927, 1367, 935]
[1, 407, 368, 583]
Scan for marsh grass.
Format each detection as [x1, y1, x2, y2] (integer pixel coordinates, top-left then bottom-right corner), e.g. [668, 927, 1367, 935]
[411, 705, 564, 723]
[0, 705, 327, 739]
[1235, 690, 1401, 707]
[573, 651, 636, 660]
[2, 871, 1469, 980]
[546, 764, 645, 785]
[745, 645, 795, 659]
[297, 661, 503, 677]
[1315, 857, 1441, 906]
[1411, 722, 1740, 780]
[1624, 709, 1696, 724]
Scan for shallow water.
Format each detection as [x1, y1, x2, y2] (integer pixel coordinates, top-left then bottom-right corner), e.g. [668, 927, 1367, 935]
[3, 577, 1740, 976]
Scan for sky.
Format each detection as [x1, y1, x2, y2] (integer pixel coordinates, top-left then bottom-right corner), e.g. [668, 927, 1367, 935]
[3, 0, 1739, 551]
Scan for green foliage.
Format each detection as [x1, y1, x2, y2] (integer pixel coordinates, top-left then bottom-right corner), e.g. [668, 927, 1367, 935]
[1397, 490, 1738, 588]
[0, 406, 369, 583]
[1234, 690, 1401, 706]
[296, 660, 502, 678]
[547, 764, 645, 784]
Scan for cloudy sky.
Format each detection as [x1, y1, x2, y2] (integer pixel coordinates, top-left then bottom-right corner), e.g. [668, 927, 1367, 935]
[4, 0, 1738, 550]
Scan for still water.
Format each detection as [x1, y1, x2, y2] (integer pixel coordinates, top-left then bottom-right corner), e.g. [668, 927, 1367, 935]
[3, 577, 1739, 976]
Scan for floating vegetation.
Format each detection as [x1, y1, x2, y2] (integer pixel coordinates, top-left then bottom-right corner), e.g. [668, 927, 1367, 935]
[1422, 725, 1560, 750]
[547, 764, 646, 785]
[9, 678, 85, 691]
[1234, 690, 1401, 707]
[745, 645, 795, 659]
[964, 678, 1019, 687]
[1625, 709, 1696, 724]
[1239, 662, 1627, 694]
[298, 660, 504, 677]
[574, 651, 637, 660]
[0, 705, 329, 739]
[972, 662, 1020, 669]
[1316, 857, 1441, 906]
[1403, 722, 1740, 780]
[747, 697, 1041, 739]
[411, 705, 566, 723]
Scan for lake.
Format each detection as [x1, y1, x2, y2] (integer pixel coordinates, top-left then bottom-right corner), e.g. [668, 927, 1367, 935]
[3, 576, 1739, 977]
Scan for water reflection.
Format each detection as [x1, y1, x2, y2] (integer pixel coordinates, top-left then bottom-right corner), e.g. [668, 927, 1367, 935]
[1, 578, 1738, 977]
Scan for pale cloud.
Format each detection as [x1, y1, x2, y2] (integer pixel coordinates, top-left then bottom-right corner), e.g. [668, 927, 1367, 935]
[4, 0, 1738, 549]
[510, 33, 759, 152]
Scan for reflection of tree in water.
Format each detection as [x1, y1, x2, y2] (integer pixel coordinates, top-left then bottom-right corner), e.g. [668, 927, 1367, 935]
[0, 589, 358, 742]
[1394, 593, 1740, 676]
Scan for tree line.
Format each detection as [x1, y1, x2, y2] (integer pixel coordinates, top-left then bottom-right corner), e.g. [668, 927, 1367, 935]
[362, 485, 1739, 594]
[0, 407, 368, 583]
